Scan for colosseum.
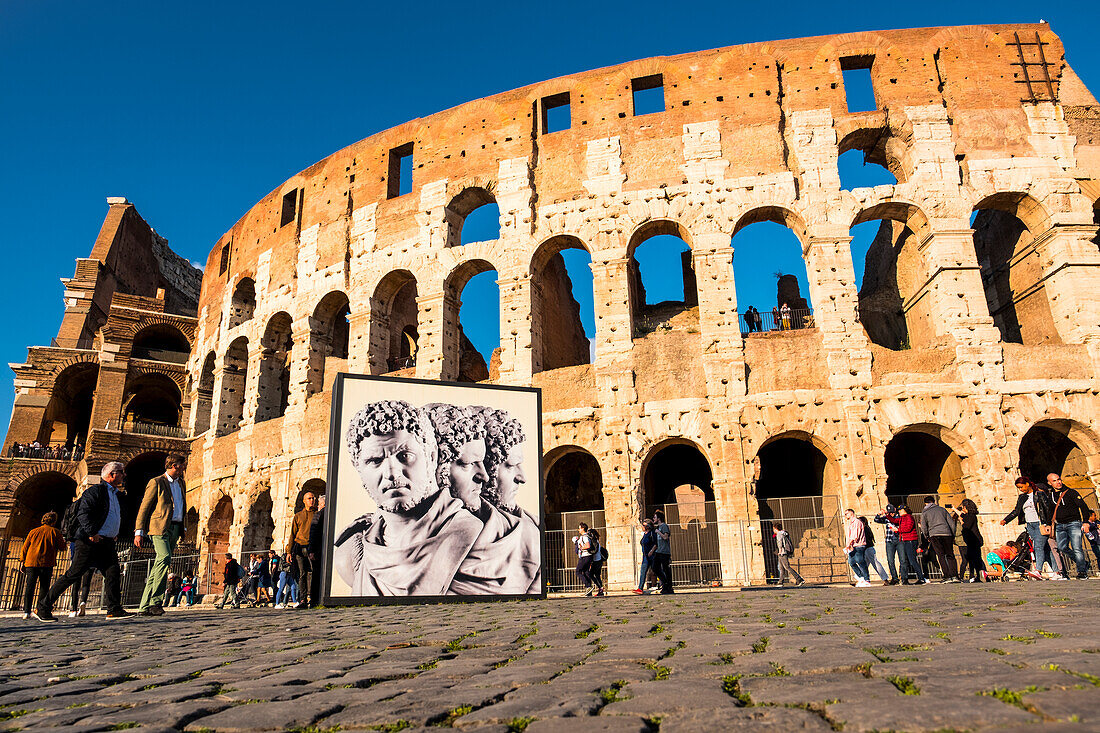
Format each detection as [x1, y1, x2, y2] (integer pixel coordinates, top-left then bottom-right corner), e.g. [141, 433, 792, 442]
[4, 22, 1100, 595]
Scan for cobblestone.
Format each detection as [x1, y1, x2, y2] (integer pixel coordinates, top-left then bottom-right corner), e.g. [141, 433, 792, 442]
[2, 583, 1099, 731]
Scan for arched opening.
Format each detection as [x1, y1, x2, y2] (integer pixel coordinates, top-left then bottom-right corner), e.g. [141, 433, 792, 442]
[183, 507, 199, 545]
[972, 194, 1061, 345]
[531, 236, 594, 373]
[884, 429, 966, 512]
[228, 279, 256, 329]
[218, 337, 248, 435]
[640, 441, 718, 587]
[1019, 422, 1097, 503]
[837, 127, 902, 191]
[131, 324, 190, 364]
[629, 221, 697, 337]
[445, 260, 497, 383]
[206, 494, 235, 592]
[308, 291, 351, 397]
[121, 373, 182, 428]
[732, 212, 812, 335]
[5, 471, 77, 539]
[850, 204, 930, 350]
[241, 490, 274, 554]
[256, 312, 293, 423]
[754, 435, 844, 583]
[193, 352, 216, 435]
[369, 271, 419, 374]
[38, 362, 98, 450]
[544, 448, 603, 592]
[121, 451, 169, 538]
[446, 187, 499, 246]
[294, 478, 326, 512]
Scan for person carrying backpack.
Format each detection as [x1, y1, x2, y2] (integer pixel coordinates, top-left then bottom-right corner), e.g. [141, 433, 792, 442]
[587, 528, 607, 597]
[773, 522, 805, 587]
[572, 523, 603, 597]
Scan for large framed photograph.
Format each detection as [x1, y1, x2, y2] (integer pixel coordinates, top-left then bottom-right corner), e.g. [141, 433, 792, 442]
[322, 373, 544, 605]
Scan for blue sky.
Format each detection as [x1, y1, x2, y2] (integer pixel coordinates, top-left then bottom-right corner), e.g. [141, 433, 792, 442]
[2, 1, 1098, 434]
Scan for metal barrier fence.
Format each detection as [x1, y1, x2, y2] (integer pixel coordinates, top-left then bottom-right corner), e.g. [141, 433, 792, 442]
[739, 307, 814, 335]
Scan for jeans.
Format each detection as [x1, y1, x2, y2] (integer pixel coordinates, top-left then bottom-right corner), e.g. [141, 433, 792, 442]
[883, 539, 900, 581]
[69, 565, 94, 612]
[1087, 534, 1100, 568]
[899, 539, 926, 583]
[653, 552, 673, 593]
[864, 546, 889, 582]
[291, 545, 312, 607]
[139, 523, 181, 611]
[1025, 522, 1056, 574]
[42, 538, 122, 614]
[963, 540, 986, 580]
[929, 536, 959, 579]
[576, 555, 597, 589]
[847, 546, 869, 581]
[777, 554, 803, 584]
[22, 566, 52, 614]
[1055, 521, 1088, 577]
[277, 575, 298, 604]
[177, 589, 195, 605]
[637, 556, 652, 590]
[218, 583, 239, 608]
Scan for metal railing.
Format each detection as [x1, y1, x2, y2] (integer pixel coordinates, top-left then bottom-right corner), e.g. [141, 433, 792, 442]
[388, 355, 416, 371]
[104, 420, 189, 439]
[739, 307, 814, 335]
[4, 442, 84, 462]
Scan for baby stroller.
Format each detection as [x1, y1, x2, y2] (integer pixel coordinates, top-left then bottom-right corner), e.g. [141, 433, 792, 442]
[985, 531, 1039, 581]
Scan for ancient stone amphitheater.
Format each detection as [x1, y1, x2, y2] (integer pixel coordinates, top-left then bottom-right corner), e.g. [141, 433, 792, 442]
[7, 23, 1100, 591]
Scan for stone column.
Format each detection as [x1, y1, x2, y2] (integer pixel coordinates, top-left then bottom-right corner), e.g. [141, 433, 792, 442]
[289, 315, 315, 408]
[496, 267, 533, 386]
[242, 344, 264, 426]
[692, 233, 745, 399]
[1032, 224, 1100, 346]
[346, 309, 373, 375]
[415, 291, 450, 381]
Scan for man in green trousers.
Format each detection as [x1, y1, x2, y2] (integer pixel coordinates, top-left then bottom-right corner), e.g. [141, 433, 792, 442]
[135, 454, 188, 616]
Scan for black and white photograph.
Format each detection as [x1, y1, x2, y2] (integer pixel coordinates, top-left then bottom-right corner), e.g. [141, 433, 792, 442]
[323, 374, 543, 604]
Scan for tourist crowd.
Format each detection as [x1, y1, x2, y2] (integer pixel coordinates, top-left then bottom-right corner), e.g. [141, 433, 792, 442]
[7, 441, 84, 461]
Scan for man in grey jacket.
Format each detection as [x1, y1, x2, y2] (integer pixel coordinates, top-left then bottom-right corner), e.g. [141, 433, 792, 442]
[920, 496, 960, 583]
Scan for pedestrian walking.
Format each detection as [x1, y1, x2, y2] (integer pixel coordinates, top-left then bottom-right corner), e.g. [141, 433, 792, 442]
[588, 528, 607, 597]
[60, 487, 96, 618]
[859, 516, 890, 584]
[956, 499, 985, 583]
[135, 454, 188, 617]
[215, 553, 243, 608]
[1001, 477, 1058, 578]
[20, 512, 66, 619]
[286, 491, 318, 608]
[773, 521, 805, 587]
[308, 495, 326, 607]
[1084, 511, 1100, 571]
[36, 463, 130, 621]
[633, 518, 657, 594]
[888, 505, 928, 584]
[844, 508, 871, 587]
[572, 523, 601, 596]
[1047, 473, 1092, 579]
[653, 510, 674, 594]
[920, 496, 960, 582]
[874, 504, 902, 584]
[275, 553, 298, 608]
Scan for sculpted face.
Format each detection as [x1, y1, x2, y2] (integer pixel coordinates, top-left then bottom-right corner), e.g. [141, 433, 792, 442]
[494, 443, 526, 509]
[448, 439, 488, 512]
[352, 429, 435, 513]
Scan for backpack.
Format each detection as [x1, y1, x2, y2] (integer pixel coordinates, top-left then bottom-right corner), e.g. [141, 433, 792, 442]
[60, 498, 82, 541]
[778, 531, 793, 555]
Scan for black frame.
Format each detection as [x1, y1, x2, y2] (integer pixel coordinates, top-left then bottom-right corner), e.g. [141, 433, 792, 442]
[322, 372, 546, 606]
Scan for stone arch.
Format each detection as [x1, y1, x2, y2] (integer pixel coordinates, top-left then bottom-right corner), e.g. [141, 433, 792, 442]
[241, 488, 275, 554]
[883, 423, 977, 511]
[369, 269, 420, 374]
[443, 258, 498, 382]
[121, 450, 169, 537]
[307, 290, 350, 396]
[837, 124, 906, 186]
[544, 445, 603, 515]
[193, 351, 216, 434]
[972, 192, 1061, 345]
[446, 185, 499, 246]
[732, 206, 814, 333]
[228, 278, 256, 329]
[256, 311, 293, 423]
[38, 361, 99, 449]
[1017, 419, 1100, 496]
[121, 371, 183, 427]
[627, 220, 698, 337]
[205, 492, 235, 560]
[130, 323, 192, 362]
[4, 470, 78, 539]
[530, 235, 592, 373]
[638, 437, 713, 511]
[850, 201, 934, 349]
[218, 336, 249, 435]
[294, 478, 326, 512]
[733, 205, 810, 245]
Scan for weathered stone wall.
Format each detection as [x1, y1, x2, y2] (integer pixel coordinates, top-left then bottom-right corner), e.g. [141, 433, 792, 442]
[183, 23, 1100, 588]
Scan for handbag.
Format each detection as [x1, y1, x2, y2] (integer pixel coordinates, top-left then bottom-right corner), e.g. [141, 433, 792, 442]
[1041, 493, 1064, 537]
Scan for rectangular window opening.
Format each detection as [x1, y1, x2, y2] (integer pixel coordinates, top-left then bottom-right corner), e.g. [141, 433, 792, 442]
[541, 92, 571, 134]
[219, 243, 231, 275]
[632, 74, 665, 115]
[840, 56, 876, 113]
[280, 189, 298, 227]
[388, 142, 414, 199]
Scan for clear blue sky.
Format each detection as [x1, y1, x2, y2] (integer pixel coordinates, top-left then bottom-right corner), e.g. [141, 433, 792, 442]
[2, 1, 1098, 434]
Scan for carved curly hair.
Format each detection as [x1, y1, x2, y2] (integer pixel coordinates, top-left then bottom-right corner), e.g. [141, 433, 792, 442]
[471, 406, 525, 507]
[421, 403, 486, 492]
[345, 399, 437, 467]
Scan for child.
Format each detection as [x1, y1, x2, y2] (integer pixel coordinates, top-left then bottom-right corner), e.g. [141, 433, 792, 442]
[983, 540, 1018, 580]
[178, 574, 195, 606]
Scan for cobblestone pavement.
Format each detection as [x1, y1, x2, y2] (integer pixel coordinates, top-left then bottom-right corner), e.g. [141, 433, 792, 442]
[2, 584, 1100, 732]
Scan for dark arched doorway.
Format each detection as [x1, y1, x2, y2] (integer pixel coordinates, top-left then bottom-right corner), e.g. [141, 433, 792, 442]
[295, 479, 326, 512]
[5, 471, 78, 539]
[242, 490, 275, 554]
[544, 448, 603, 592]
[641, 442, 717, 587]
[754, 436, 844, 583]
[1019, 423, 1098, 507]
[121, 452, 168, 538]
[884, 431, 965, 512]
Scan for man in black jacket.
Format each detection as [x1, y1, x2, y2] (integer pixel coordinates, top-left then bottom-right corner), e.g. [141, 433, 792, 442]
[1048, 473, 1092, 579]
[307, 495, 326, 608]
[1001, 477, 1059, 577]
[36, 462, 130, 621]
